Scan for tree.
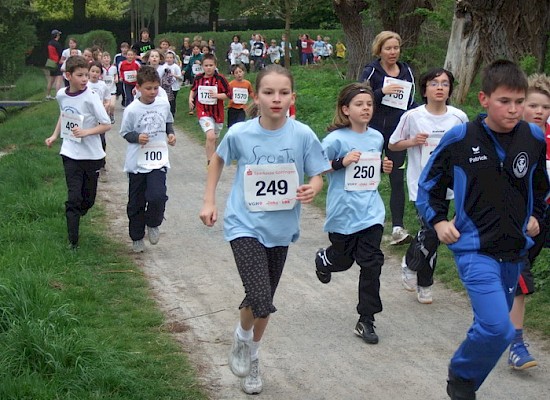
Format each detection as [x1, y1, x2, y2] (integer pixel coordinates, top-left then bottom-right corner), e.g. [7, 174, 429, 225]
[445, 0, 550, 103]
[74, 0, 86, 21]
[333, 0, 371, 80]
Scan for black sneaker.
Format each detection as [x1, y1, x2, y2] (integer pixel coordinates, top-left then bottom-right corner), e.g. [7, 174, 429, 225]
[446, 371, 476, 399]
[354, 319, 379, 344]
[315, 248, 331, 284]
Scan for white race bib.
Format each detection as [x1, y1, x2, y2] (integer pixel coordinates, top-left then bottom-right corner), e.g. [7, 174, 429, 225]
[232, 87, 248, 104]
[60, 112, 83, 143]
[103, 75, 114, 87]
[344, 152, 381, 191]
[381, 77, 412, 111]
[420, 137, 441, 168]
[192, 64, 203, 75]
[254, 48, 263, 56]
[124, 70, 137, 83]
[301, 41, 307, 49]
[197, 85, 218, 105]
[137, 141, 169, 170]
[183, 55, 190, 64]
[244, 163, 299, 212]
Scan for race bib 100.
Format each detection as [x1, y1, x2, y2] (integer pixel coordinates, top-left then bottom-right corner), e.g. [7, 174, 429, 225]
[137, 141, 169, 170]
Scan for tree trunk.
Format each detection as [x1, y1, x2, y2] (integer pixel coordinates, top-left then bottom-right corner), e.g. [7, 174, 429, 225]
[284, 0, 292, 69]
[73, 0, 86, 21]
[333, 0, 371, 80]
[445, 0, 550, 104]
[375, 0, 433, 48]
[209, 0, 220, 31]
[158, 0, 168, 33]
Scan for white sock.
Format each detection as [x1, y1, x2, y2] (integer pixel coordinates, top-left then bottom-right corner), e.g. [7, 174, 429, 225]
[392, 226, 403, 234]
[250, 340, 261, 361]
[236, 322, 253, 341]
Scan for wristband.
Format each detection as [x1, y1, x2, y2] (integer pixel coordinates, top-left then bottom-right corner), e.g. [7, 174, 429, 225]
[331, 157, 345, 171]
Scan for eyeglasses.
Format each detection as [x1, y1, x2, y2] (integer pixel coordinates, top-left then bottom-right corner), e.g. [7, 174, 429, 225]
[428, 81, 450, 88]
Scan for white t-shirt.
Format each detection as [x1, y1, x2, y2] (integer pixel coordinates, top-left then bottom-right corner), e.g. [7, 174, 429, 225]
[216, 117, 330, 247]
[161, 63, 183, 91]
[56, 86, 110, 160]
[389, 104, 468, 201]
[240, 49, 250, 64]
[87, 80, 111, 103]
[267, 45, 281, 63]
[102, 65, 118, 94]
[62, 48, 82, 59]
[120, 96, 174, 173]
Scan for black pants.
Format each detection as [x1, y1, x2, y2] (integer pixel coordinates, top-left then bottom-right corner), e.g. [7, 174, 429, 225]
[62, 156, 105, 245]
[122, 82, 135, 106]
[323, 224, 384, 319]
[382, 135, 406, 227]
[169, 90, 179, 117]
[405, 206, 442, 287]
[227, 107, 245, 128]
[127, 169, 168, 241]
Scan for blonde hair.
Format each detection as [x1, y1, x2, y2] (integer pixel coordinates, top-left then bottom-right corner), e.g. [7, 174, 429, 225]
[527, 73, 550, 98]
[371, 31, 402, 57]
[327, 82, 374, 132]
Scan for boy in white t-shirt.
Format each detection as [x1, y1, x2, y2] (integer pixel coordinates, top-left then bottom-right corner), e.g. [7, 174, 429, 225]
[45, 55, 111, 249]
[120, 66, 176, 253]
[388, 67, 468, 304]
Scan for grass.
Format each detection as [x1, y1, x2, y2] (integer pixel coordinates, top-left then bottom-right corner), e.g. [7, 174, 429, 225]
[0, 73, 207, 399]
[1, 61, 549, 397]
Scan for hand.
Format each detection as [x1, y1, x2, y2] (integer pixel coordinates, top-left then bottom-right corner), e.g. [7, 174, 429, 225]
[382, 156, 393, 173]
[526, 216, 540, 237]
[138, 133, 149, 145]
[72, 127, 86, 138]
[296, 184, 317, 204]
[45, 136, 56, 147]
[199, 204, 217, 227]
[343, 150, 361, 167]
[382, 83, 404, 96]
[434, 220, 460, 244]
[167, 134, 176, 146]
[414, 133, 429, 146]
[188, 100, 195, 111]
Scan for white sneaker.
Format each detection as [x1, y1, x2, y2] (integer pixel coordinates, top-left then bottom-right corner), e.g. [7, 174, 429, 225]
[391, 226, 412, 245]
[147, 226, 160, 245]
[241, 358, 263, 394]
[229, 330, 251, 377]
[401, 256, 417, 292]
[417, 286, 433, 304]
[132, 239, 145, 253]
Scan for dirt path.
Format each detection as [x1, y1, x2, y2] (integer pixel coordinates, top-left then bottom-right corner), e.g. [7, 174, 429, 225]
[98, 103, 550, 399]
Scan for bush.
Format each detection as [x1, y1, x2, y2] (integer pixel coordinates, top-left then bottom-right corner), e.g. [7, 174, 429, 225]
[66, 30, 117, 58]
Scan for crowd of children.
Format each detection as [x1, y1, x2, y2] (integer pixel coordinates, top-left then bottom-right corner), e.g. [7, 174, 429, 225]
[44, 29, 550, 400]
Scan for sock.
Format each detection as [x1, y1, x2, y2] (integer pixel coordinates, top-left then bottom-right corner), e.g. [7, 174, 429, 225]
[236, 323, 253, 342]
[513, 328, 524, 344]
[392, 226, 403, 234]
[250, 340, 261, 361]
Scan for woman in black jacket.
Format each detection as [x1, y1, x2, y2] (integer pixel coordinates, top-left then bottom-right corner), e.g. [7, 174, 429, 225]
[360, 31, 417, 245]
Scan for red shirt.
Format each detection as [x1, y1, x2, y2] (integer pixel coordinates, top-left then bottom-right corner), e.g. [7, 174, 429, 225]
[191, 71, 231, 123]
[119, 60, 140, 85]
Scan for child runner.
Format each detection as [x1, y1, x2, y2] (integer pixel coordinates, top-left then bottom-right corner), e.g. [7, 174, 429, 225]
[280, 34, 292, 67]
[163, 50, 183, 117]
[184, 43, 204, 95]
[507, 73, 550, 370]
[101, 51, 118, 124]
[250, 34, 265, 71]
[87, 61, 111, 161]
[199, 64, 330, 395]
[229, 35, 243, 67]
[416, 60, 549, 400]
[267, 39, 281, 64]
[240, 43, 250, 73]
[44, 55, 111, 249]
[132, 27, 155, 63]
[227, 63, 254, 128]
[188, 54, 231, 165]
[315, 83, 393, 344]
[119, 66, 176, 253]
[82, 48, 93, 64]
[60, 38, 82, 87]
[114, 42, 129, 104]
[388, 68, 468, 304]
[119, 48, 140, 106]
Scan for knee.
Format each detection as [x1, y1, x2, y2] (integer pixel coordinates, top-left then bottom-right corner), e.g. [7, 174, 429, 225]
[477, 318, 515, 348]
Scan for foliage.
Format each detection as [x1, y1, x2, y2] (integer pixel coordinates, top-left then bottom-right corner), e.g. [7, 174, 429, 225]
[519, 54, 539, 76]
[0, 1, 37, 84]
[68, 30, 118, 59]
[31, 0, 130, 20]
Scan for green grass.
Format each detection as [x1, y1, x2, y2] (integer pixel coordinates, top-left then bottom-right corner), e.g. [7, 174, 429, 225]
[0, 71, 207, 399]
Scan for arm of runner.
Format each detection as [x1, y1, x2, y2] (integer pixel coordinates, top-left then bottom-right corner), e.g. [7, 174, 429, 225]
[199, 154, 224, 227]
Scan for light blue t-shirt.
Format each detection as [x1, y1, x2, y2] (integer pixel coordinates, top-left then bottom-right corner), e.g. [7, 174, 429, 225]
[322, 127, 386, 234]
[217, 117, 330, 247]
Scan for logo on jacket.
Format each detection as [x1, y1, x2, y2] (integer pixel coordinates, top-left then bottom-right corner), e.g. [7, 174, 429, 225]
[472, 146, 480, 155]
[469, 146, 487, 163]
[513, 152, 529, 178]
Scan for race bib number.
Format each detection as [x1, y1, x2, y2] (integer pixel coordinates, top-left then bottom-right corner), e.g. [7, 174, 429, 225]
[103, 75, 114, 87]
[381, 77, 412, 111]
[137, 141, 169, 170]
[301, 41, 307, 49]
[192, 64, 203, 75]
[254, 48, 263, 56]
[420, 137, 441, 168]
[344, 152, 381, 191]
[244, 163, 299, 212]
[197, 85, 218, 105]
[183, 55, 190, 64]
[232, 87, 248, 104]
[60, 112, 83, 143]
[124, 70, 137, 83]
